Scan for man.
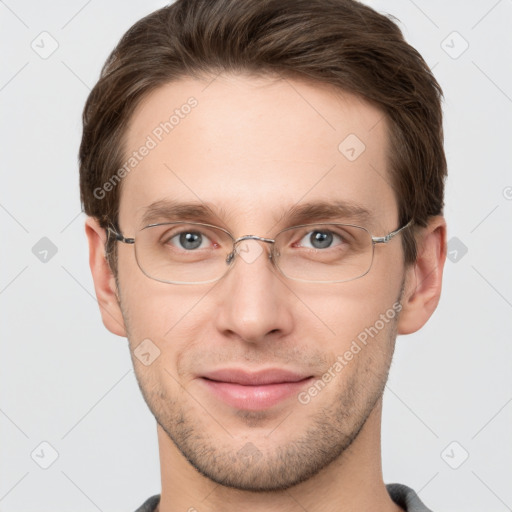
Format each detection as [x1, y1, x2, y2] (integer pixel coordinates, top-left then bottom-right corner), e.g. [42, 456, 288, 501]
[80, 0, 447, 510]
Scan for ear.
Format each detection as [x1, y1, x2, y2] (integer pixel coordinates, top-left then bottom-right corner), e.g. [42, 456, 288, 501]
[397, 215, 447, 335]
[85, 217, 127, 337]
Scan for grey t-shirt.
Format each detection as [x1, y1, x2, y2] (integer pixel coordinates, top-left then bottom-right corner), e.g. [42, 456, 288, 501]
[134, 483, 433, 511]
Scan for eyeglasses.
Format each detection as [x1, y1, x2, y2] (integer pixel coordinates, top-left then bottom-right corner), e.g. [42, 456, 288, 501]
[107, 219, 413, 285]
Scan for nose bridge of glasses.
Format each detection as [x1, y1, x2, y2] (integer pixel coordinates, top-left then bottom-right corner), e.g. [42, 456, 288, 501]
[234, 234, 275, 245]
[226, 235, 276, 265]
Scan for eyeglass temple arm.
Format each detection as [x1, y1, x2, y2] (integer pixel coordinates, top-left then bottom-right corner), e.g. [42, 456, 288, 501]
[371, 219, 413, 245]
[106, 226, 135, 244]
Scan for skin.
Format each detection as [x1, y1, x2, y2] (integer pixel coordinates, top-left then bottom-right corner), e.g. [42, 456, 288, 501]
[86, 73, 446, 512]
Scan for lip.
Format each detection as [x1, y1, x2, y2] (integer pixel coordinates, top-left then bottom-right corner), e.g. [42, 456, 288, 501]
[202, 368, 310, 385]
[199, 368, 314, 410]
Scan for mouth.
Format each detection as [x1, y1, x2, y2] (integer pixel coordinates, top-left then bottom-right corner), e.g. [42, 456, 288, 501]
[198, 368, 314, 410]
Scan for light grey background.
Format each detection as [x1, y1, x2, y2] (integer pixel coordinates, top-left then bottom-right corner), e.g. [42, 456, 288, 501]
[1, 1, 511, 511]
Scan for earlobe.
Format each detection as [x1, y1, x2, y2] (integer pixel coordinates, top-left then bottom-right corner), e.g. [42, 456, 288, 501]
[85, 217, 127, 337]
[397, 216, 447, 335]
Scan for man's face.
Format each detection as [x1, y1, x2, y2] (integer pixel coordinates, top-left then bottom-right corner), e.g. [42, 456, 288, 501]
[115, 73, 407, 491]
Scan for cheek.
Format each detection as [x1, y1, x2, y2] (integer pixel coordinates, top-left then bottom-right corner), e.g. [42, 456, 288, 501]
[117, 246, 211, 340]
[303, 265, 403, 348]
[117, 274, 219, 392]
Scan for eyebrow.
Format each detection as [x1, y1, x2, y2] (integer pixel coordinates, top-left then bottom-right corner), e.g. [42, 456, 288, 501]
[283, 200, 372, 227]
[139, 200, 230, 228]
[138, 198, 373, 230]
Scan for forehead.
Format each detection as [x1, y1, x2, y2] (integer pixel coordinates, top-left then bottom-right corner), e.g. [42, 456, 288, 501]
[119, 73, 397, 233]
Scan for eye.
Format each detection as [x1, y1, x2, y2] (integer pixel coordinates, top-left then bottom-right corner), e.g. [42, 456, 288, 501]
[165, 230, 213, 251]
[295, 229, 345, 250]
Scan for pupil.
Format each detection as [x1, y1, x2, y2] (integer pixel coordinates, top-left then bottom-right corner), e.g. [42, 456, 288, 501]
[311, 231, 332, 249]
[180, 232, 202, 249]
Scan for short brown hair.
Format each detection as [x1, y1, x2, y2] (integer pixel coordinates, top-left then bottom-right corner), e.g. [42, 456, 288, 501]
[79, 0, 446, 275]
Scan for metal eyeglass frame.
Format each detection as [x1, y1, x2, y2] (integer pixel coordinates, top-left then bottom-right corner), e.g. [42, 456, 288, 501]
[106, 218, 414, 284]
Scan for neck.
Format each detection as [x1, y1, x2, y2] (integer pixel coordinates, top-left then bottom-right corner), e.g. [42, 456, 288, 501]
[156, 398, 402, 512]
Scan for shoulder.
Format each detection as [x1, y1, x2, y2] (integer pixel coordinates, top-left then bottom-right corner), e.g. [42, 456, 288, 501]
[386, 483, 434, 512]
[133, 494, 161, 512]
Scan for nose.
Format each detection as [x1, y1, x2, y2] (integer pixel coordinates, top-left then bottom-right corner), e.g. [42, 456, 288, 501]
[213, 238, 294, 345]
[225, 234, 275, 265]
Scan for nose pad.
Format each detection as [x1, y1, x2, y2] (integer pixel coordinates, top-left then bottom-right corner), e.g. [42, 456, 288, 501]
[226, 237, 275, 266]
[235, 239, 265, 265]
